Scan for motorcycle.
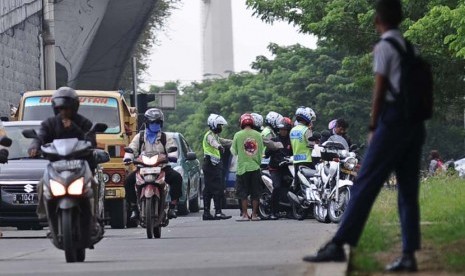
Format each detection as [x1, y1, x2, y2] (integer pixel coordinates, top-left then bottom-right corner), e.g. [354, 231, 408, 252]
[259, 158, 294, 219]
[311, 141, 358, 223]
[22, 123, 109, 263]
[124, 147, 177, 239]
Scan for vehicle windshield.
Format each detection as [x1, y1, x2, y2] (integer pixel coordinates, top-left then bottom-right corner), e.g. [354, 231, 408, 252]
[3, 124, 41, 159]
[23, 96, 121, 134]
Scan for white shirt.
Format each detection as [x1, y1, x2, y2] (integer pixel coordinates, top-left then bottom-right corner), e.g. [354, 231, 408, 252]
[373, 29, 406, 102]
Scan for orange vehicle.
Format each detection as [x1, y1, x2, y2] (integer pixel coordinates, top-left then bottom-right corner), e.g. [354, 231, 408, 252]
[13, 90, 137, 228]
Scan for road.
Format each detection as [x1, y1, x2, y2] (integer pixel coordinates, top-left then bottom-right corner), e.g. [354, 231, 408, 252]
[0, 210, 346, 276]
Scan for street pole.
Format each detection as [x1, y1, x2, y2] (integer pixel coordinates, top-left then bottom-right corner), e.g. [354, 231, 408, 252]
[43, 0, 56, 90]
[132, 57, 138, 110]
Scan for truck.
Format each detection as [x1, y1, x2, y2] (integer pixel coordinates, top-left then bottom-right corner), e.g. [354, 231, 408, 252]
[12, 90, 137, 228]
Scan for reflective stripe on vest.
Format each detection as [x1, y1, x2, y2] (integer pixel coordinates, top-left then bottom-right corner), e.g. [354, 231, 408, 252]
[290, 124, 312, 163]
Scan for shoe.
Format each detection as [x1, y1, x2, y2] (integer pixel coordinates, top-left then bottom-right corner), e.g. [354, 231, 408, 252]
[251, 216, 261, 221]
[215, 212, 232, 220]
[202, 212, 216, 221]
[385, 255, 417, 272]
[269, 214, 279, 220]
[130, 209, 140, 221]
[168, 208, 177, 219]
[302, 241, 346, 262]
[236, 216, 250, 222]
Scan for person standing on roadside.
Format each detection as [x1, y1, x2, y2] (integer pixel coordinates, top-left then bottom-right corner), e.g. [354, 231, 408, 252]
[231, 113, 264, 221]
[303, 0, 427, 273]
[202, 114, 232, 220]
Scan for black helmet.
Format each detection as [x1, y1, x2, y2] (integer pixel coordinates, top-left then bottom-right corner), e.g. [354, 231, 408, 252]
[144, 108, 164, 127]
[52, 87, 80, 115]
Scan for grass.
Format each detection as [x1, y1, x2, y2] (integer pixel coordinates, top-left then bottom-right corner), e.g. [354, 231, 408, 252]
[349, 175, 465, 275]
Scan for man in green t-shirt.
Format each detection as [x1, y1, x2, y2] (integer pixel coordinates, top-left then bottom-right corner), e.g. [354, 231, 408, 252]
[231, 113, 264, 221]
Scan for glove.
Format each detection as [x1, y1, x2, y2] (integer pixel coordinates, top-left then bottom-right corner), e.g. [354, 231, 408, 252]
[123, 158, 132, 165]
[0, 149, 8, 164]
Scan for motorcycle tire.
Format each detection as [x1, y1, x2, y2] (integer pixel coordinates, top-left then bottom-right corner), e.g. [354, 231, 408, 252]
[76, 248, 86, 262]
[313, 202, 330, 223]
[145, 197, 154, 239]
[258, 191, 272, 219]
[328, 187, 351, 223]
[62, 209, 77, 262]
[154, 225, 161, 239]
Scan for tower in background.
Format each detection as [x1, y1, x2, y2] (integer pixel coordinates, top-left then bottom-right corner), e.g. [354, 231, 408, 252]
[201, 0, 234, 79]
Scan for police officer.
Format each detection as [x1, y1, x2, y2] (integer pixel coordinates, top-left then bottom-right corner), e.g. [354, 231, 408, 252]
[202, 114, 232, 220]
[290, 106, 316, 171]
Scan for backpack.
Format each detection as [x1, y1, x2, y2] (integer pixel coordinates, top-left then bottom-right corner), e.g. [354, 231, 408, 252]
[138, 130, 167, 155]
[384, 38, 434, 123]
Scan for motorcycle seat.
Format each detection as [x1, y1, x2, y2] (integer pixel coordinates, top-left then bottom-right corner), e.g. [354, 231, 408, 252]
[300, 167, 317, 178]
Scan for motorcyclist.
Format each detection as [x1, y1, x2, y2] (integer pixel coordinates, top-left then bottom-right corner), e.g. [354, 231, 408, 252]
[321, 118, 351, 150]
[265, 117, 293, 220]
[123, 108, 182, 220]
[202, 114, 232, 220]
[262, 111, 284, 139]
[28, 87, 98, 224]
[290, 106, 316, 171]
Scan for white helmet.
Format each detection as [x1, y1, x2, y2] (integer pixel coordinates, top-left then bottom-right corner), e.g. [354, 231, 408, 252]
[295, 106, 316, 124]
[207, 113, 227, 131]
[328, 119, 337, 130]
[265, 111, 284, 129]
[251, 113, 263, 130]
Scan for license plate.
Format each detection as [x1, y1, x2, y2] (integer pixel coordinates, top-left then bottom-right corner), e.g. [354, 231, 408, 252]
[140, 167, 161, 175]
[13, 193, 38, 205]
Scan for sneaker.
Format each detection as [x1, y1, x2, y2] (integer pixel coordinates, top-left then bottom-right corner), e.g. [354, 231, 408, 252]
[268, 214, 279, 220]
[168, 208, 177, 219]
[385, 255, 417, 272]
[302, 241, 346, 262]
[215, 212, 232, 220]
[202, 212, 216, 221]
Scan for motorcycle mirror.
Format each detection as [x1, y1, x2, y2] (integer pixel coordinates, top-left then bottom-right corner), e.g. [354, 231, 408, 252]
[349, 144, 358, 151]
[167, 146, 177, 153]
[124, 147, 134, 154]
[91, 123, 108, 134]
[186, 152, 197, 161]
[93, 149, 110, 164]
[22, 129, 38, 139]
[0, 136, 12, 147]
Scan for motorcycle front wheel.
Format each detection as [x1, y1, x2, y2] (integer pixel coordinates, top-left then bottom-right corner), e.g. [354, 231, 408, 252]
[145, 197, 154, 239]
[258, 191, 272, 219]
[62, 209, 77, 262]
[313, 202, 330, 223]
[328, 187, 351, 223]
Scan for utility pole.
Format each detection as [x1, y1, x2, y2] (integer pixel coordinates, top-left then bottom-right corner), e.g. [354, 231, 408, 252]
[132, 57, 138, 111]
[43, 0, 56, 90]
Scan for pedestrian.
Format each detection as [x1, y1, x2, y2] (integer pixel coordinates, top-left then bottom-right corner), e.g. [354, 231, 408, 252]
[231, 113, 264, 221]
[303, 0, 427, 273]
[202, 114, 232, 220]
[428, 150, 444, 176]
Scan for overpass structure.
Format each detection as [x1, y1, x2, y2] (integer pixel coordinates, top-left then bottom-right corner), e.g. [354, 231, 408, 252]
[0, 0, 157, 117]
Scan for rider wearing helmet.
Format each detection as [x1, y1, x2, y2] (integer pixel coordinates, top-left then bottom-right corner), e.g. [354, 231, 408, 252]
[202, 114, 232, 220]
[28, 87, 98, 226]
[231, 113, 264, 221]
[262, 111, 284, 139]
[123, 108, 182, 220]
[290, 106, 316, 170]
[251, 113, 264, 132]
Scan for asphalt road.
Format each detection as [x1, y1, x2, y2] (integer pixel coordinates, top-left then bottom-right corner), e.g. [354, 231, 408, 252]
[0, 210, 346, 276]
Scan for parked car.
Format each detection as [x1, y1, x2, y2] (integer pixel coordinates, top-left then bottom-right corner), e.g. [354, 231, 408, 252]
[167, 132, 202, 215]
[0, 121, 47, 230]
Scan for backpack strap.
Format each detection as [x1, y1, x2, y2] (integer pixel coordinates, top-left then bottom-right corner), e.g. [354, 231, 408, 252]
[138, 130, 168, 155]
[382, 37, 412, 98]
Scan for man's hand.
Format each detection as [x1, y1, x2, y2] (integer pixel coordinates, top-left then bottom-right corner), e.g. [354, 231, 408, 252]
[218, 145, 225, 153]
[123, 158, 133, 165]
[28, 148, 38, 158]
[62, 118, 72, 128]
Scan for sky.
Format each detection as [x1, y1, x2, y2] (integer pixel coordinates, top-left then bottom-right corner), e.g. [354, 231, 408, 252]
[142, 1, 317, 87]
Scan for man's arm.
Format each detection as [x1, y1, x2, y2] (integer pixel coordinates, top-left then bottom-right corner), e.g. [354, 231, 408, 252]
[370, 74, 389, 129]
[230, 134, 237, 156]
[219, 137, 232, 147]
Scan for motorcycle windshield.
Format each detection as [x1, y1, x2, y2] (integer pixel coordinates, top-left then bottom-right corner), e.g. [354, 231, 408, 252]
[42, 138, 92, 157]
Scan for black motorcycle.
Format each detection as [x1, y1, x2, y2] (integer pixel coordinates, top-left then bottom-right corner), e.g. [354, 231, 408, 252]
[23, 124, 109, 263]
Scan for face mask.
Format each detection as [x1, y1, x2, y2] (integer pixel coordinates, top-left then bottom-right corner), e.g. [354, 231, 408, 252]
[148, 122, 161, 133]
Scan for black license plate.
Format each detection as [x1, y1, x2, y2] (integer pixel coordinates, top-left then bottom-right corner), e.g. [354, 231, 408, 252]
[13, 193, 38, 205]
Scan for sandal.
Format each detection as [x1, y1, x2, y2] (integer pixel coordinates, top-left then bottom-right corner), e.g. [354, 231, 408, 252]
[251, 216, 261, 221]
[236, 216, 250, 222]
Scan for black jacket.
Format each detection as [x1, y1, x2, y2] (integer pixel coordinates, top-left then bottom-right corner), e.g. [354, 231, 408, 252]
[30, 113, 95, 151]
[265, 135, 292, 170]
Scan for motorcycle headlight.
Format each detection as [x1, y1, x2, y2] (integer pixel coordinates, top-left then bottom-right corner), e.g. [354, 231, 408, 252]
[102, 173, 110, 183]
[142, 155, 158, 165]
[68, 177, 85, 195]
[144, 174, 156, 183]
[340, 150, 349, 158]
[50, 179, 66, 196]
[344, 157, 358, 170]
[111, 173, 122, 183]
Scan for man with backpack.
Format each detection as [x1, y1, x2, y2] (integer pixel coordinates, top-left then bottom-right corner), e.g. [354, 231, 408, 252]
[303, 0, 432, 272]
[123, 108, 182, 221]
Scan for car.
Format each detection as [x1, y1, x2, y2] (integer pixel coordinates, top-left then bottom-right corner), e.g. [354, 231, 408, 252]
[167, 132, 202, 215]
[0, 121, 47, 230]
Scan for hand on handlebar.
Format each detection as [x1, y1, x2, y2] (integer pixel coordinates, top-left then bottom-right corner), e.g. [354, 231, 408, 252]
[123, 158, 133, 165]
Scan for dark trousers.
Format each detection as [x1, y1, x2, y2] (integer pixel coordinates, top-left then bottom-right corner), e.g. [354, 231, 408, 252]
[202, 158, 225, 213]
[125, 166, 182, 205]
[333, 108, 425, 253]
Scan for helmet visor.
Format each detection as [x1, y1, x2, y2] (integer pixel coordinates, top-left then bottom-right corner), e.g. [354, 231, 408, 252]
[53, 97, 74, 109]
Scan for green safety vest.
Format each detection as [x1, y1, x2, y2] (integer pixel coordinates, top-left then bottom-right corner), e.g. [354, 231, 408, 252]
[261, 126, 275, 139]
[203, 130, 221, 160]
[290, 124, 312, 163]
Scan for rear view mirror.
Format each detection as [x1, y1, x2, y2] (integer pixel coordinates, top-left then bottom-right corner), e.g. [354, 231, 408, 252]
[186, 152, 197, 161]
[91, 123, 108, 134]
[22, 129, 38, 139]
[167, 147, 178, 153]
[94, 149, 110, 164]
[0, 136, 12, 147]
[349, 144, 358, 151]
[124, 147, 134, 154]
